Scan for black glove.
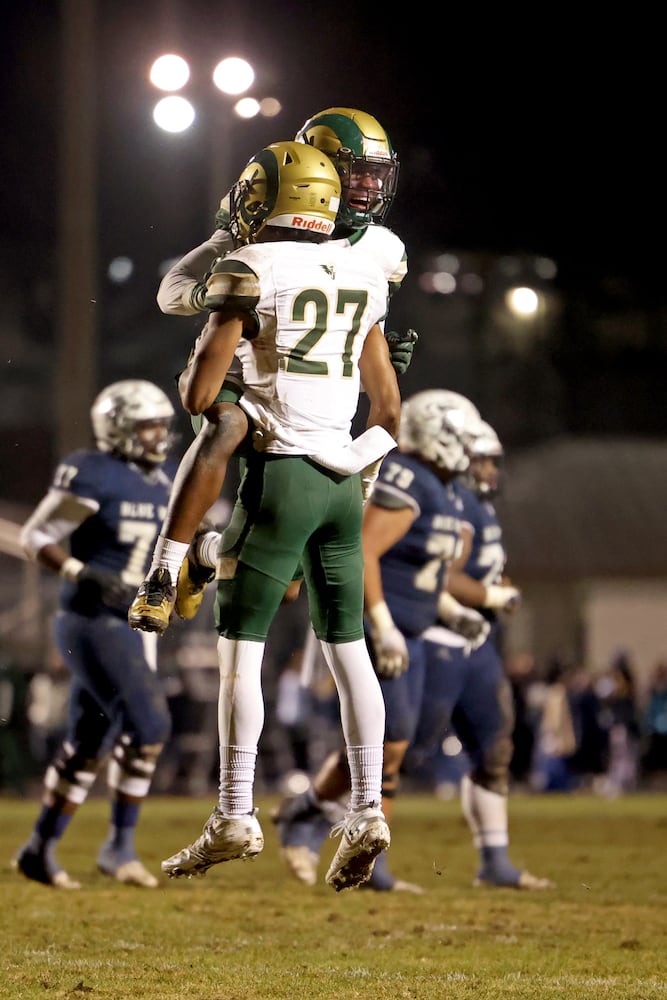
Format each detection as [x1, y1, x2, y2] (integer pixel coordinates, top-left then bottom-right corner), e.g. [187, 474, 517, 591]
[77, 566, 135, 611]
[385, 328, 418, 376]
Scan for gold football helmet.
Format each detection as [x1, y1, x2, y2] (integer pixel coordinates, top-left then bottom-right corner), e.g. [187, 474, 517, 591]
[295, 107, 399, 229]
[229, 141, 341, 244]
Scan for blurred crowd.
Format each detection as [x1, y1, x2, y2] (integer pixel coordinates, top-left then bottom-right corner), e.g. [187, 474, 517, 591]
[3, 607, 667, 799]
[406, 649, 667, 799]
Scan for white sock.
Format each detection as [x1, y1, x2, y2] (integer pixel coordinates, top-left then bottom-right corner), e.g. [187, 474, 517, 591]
[346, 744, 384, 811]
[196, 531, 222, 569]
[460, 773, 509, 848]
[219, 745, 257, 816]
[149, 536, 189, 586]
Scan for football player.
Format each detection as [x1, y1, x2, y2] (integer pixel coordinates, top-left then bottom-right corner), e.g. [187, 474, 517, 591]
[13, 381, 175, 889]
[416, 417, 555, 889]
[158, 140, 401, 891]
[128, 108, 416, 635]
[273, 390, 485, 892]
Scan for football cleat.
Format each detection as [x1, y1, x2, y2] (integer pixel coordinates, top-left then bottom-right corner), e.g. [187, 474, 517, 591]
[161, 808, 264, 879]
[325, 804, 390, 892]
[473, 868, 556, 890]
[127, 568, 175, 635]
[97, 849, 158, 888]
[174, 542, 215, 621]
[280, 845, 319, 887]
[271, 791, 341, 886]
[12, 848, 81, 890]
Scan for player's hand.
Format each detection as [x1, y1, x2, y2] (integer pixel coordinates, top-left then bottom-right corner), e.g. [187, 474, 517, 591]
[438, 591, 490, 646]
[483, 584, 521, 612]
[371, 626, 410, 678]
[367, 602, 409, 678]
[77, 566, 135, 610]
[385, 328, 418, 376]
[445, 606, 490, 645]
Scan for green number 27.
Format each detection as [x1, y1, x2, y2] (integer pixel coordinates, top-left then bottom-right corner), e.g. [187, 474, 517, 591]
[286, 288, 369, 378]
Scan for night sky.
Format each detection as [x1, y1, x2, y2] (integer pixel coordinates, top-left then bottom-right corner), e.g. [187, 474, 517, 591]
[3, 2, 661, 287]
[1, 2, 664, 503]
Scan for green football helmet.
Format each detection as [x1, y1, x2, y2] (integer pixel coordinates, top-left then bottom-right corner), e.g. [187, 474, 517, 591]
[229, 140, 342, 244]
[295, 107, 399, 229]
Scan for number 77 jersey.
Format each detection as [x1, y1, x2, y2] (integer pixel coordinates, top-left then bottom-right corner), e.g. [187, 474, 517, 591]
[204, 239, 390, 457]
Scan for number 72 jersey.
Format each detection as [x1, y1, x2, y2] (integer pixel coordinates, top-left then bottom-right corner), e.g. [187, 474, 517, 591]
[204, 239, 390, 457]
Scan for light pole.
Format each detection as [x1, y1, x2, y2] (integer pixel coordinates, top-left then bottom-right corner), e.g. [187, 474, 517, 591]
[148, 54, 281, 224]
[57, 0, 97, 458]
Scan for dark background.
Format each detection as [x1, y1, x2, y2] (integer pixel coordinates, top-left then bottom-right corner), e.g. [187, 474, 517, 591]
[2, 1, 664, 504]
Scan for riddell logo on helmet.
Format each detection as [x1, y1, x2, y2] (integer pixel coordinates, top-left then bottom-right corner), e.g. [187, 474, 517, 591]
[271, 213, 336, 235]
[291, 215, 334, 233]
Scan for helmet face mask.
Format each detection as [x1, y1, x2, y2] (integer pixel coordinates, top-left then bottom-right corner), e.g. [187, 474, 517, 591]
[294, 108, 399, 229]
[229, 141, 341, 244]
[90, 380, 175, 465]
[464, 420, 504, 498]
[335, 148, 399, 228]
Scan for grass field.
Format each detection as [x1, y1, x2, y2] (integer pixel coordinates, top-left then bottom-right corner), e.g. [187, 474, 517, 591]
[2, 792, 667, 999]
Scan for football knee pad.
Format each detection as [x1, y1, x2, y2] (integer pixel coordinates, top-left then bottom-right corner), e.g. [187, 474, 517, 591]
[44, 740, 101, 805]
[106, 735, 164, 798]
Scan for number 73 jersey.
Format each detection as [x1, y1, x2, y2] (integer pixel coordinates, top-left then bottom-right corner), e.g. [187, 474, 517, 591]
[372, 450, 467, 637]
[204, 240, 389, 457]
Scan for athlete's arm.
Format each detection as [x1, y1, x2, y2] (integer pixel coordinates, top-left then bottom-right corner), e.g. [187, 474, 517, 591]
[358, 323, 401, 440]
[362, 501, 414, 678]
[361, 503, 414, 611]
[445, 524, 488, 606]
[180, 309, 245, 415]
[157, 230, 235, 315]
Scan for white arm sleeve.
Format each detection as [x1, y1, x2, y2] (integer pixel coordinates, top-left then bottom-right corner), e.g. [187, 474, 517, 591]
[156, 229, 236, 315]
[20, 489, 99, 560]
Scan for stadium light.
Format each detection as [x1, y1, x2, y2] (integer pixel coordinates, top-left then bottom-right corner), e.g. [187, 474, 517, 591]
[148, 53, 282, 220]
[506, 285, 540, 318]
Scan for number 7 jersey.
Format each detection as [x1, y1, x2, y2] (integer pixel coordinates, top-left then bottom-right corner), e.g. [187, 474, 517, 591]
[205, 240, 389, 457]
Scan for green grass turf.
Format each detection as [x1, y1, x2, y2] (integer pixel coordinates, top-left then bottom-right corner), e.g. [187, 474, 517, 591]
[2, 793, 666, 999]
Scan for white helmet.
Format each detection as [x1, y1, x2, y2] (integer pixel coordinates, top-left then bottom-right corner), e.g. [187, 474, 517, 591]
[398, 389, 479, 473]
[464, 419, 504, 498]
[90, 380, 175, 464]
[469, 420, 503, 459]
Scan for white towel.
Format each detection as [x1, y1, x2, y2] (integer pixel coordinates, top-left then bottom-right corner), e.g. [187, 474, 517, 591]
[308, 426, 397, 475]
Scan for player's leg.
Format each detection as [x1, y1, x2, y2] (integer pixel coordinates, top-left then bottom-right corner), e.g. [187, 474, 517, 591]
[305, 477, 390, 890]
[272, 747, 347, 885]
[129, 386, 249, 634]
[88, 627, 171, 886]
[367, 636, 427, 892]
[454, 638, 555, 889]
[14, 671, 110, 889]
[275, 581, 425, 890]
[410, 631, 469, 783]
[162, 456, 315, 878]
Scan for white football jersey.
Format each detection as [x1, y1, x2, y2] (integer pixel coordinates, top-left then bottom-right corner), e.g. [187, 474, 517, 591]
[205, 239, 389, 457]
[333, 224, 407, 292]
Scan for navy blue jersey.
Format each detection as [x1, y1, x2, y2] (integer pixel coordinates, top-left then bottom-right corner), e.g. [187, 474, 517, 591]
[456, 482, 507, 586]
[456, 481, 507, 627]
[53, 449, 172, 618]
[371, 450, 465, 636]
